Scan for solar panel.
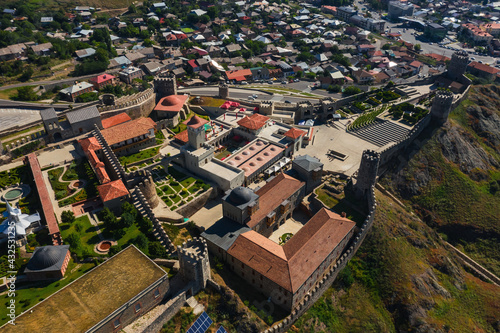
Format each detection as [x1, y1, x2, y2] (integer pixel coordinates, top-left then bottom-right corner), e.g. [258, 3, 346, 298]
[186, 312, 213, 333]
[216, 326, 228, 333]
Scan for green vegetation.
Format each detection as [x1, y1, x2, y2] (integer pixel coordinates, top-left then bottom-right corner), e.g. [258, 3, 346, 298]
[294, 190, 499, 332]
[56, 161, 99, 207]
[343, 86, 362, 96]
[189, 96, 226, 107]
[0, 166, 28, 188]
[60, 215, 100, 257]
[118, 146, 160, 165]
[0, 261, 95, 326]
[162, 222, 199, 246]
[314, 186, 366, 226]
[389, 102, 428, 124]
[348, 107, 385, 131]
[376, 90, 400, 102]
[48, 167, 74, 199]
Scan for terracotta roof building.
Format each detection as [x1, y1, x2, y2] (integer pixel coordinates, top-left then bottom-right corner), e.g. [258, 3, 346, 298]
[25, 154, 61, 246]
[97, 179, 129, 203]
[100, 117, 157, 155]
[89, 74, 116, 90]
[224, 207, 355, 311]
[225, 69, 253, 81]
[237, 113, 270, 134]
[78, 137, 111, 184]
[101, 113, 132, 129]
[467, 61, 500, 81]
[154, 95, 189, 118]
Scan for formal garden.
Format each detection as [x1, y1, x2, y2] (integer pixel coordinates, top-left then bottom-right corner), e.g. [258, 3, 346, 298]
[388, 102, 429, 124]
[60, 202, 168, 260]
[152, 166, 211, 211]
[46, 160, 99, 207]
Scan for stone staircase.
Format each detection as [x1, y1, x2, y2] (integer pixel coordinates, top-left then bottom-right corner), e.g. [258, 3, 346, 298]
[349, 120, 410, 147]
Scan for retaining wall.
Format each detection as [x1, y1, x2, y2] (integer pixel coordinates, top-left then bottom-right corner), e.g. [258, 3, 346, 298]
[175, 187, 214, 218]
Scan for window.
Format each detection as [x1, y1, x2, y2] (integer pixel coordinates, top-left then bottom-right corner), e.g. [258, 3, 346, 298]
[241, 263, 244, 269]
[113, 319, 121, 328]
[231, 257, 234, 263]
[154, 289, 160, 299]
[135, 303, 142, 313]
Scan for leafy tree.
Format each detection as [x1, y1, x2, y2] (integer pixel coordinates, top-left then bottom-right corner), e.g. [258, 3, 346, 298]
[199, 14, 211, 24]
[65, 232, 82, 251]
[108, 245, 122, 256]
[382, 43, 391, 50]
[148, 241, 167, 257]
[19, 66, 34, 82]
[134, 234, 149, 250]
[61, 210, 76, 224]
[15, 86, 38, 101]
[128, 4, 137, 13]
[296, 70, 303, 78]
[120, 212, 134, 229]
[114, 228, 126, 240]
[138, 216, 153, 234]
[100, 207, 118, 230]
[143, 39, 154, 47]
[414, 43, 422, 51]
[121, 201, 137, 218]
[343, 86, 362, 96]
[75, 92, 98, 103]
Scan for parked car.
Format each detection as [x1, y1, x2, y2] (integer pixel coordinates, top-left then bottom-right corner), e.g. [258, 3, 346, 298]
[284, 100, 292, 103]
[281, 81, 287, 84]
[294, 78, 300, 82]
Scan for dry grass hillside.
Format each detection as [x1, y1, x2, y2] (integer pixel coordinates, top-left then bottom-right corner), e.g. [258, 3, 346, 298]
[291, 189, 499, 333]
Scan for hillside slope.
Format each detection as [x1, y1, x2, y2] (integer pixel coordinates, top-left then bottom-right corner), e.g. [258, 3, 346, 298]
[291, 189, 499, 332]
[382, 84, 500, 277]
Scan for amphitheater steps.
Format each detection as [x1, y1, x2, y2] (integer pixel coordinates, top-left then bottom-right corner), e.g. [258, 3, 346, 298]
[349, 120, 410, 147]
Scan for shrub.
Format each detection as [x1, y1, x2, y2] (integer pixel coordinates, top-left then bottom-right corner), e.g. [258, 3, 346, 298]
[61, 210, 75, 224]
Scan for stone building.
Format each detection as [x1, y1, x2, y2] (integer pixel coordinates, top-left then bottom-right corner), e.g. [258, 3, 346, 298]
[24, 245, 71, 281]
[204, 207, 356, 312]
[40, 107, 62, 142]
[97, 180, 130, 214]
[222, 173, 305, 236]
[352, 150, 379, 202]
[100, 117, 157, 156]
[446, 50, 469, 82]
[1, 246, 170, 333]
[66, 105, 103, 136]
[154, 72, 177, 103]
[177, 238, 211, 295]
[154, 94, 189, 121]
[291, 155, 324, 193]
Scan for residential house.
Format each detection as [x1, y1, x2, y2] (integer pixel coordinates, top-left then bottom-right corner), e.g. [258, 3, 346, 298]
[226, 44, 242, 55]
[30, 43, 52, 56]
[225, 69, 253, 82]
[119, 66, 144, 84]
[59, 82, 95, 101]
[141, 62, 166, 76]
[352, 69, 374, 84]
[75, 48, 95, 60]
[89, 74, 116, 90]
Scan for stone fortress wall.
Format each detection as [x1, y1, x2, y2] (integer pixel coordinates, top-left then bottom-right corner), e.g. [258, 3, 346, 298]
[98, 88, 156, 120]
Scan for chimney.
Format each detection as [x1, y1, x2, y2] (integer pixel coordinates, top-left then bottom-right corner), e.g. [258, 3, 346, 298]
[341, 212, 346, 218]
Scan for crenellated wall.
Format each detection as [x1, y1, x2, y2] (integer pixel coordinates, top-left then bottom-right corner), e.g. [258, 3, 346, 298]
[98, 88, 156, 120]
[177, 237, 211, 294]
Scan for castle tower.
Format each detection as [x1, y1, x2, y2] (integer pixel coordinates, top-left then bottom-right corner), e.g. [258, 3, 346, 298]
[137, 171, 160, 208]
[353, 150, 380, 200]
[259, 101, 274, 115]
[153, 72, 177, 103]
[219, 83, 229, 99]
[40, 108, 63, 142]
[431, 90, 454, 124]
[185, 116, 209, 149]
[178, 237, 211, 294]
[446, 50, 469, 81]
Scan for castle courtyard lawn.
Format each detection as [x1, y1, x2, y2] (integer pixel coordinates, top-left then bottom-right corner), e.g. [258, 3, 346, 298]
[59, 215, 100, 257]
[118, 146, 160, 165]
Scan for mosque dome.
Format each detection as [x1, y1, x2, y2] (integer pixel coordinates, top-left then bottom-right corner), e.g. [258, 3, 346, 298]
[227, 187, 254, 205]
[27, 246, 64, 270]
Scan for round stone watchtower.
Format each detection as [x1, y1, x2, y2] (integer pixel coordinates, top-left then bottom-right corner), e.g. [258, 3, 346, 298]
[218, 83, 229, 99]
[431, 90, 454, 124]
[446, 50, 469, 81]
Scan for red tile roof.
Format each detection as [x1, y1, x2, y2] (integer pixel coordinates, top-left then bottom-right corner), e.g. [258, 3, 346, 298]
[284, 127, 306, 140]
[409, 60, 423, 68]
[247, 173, 304, 229]
[425, 53, 451, 62]
[25, 154, 61, 245]
[155, 94, 189, 113]
[225, 69, 252, 81]
[228, 208, 355, 292]
[97, 180, 129, 202]
[78, 137, 102, 152]
[183, 115, 209, 129]
[237, 113, 269, 130]
[101, 113, 132, 129]
[101, 117, 156, 146]
[173, 129, 189, 143]
[468, 61, 500, 74]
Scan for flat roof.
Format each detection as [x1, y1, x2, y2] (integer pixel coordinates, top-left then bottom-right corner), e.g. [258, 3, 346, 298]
[202, 160, 242, 180]
[201, 218, 251, 251]
[2, 246, 166, 333]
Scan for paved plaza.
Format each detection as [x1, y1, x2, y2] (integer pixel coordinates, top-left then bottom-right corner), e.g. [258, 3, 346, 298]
[301, 122, 379, 176]
[0, 108, 41, 132]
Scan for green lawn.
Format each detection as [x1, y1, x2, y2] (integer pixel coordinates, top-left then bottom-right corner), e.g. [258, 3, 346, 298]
[161, 185, 175, 195]
[57, 161, 99, 207]
[60, 215, 101, 257]
[0, 165, 28, 188]
[168, 166, 187, 180]
[170, 183, 182, 193]
[170, 194, 182, 204]
[118, 146, 160, 165]
[162, 196, 173, 207]
[170, 112, 210, 134]
[0, 260, 95, 326]
[48, 167, 74, 200]
[181, 177, 196, 188]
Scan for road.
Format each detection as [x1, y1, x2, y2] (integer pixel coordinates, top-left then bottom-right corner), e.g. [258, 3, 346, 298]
[0, 72, 109, 91]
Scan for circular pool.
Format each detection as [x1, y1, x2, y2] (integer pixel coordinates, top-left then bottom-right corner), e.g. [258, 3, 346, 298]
[4, 189, 23, 201]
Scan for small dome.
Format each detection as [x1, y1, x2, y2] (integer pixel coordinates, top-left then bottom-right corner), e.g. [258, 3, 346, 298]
[27, 247, 63, 270]
[161, 95, 182, 106]
[227, 187, 254, 205]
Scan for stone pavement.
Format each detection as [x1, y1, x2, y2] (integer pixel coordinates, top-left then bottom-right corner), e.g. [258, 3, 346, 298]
[189, 197, 223, 230]
[0, 108, 41, 132]
[301, 123, 379, 176]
